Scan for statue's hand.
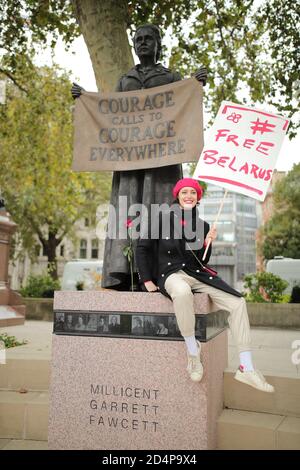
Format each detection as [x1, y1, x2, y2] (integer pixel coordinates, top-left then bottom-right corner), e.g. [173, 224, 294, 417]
[71, 82, 85, 99]
[193, 66, 207, 86]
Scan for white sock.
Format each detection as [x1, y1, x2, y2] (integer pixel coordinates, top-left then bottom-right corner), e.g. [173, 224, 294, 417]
[239, 351, 254, 372]
[184, 335, 199, 356]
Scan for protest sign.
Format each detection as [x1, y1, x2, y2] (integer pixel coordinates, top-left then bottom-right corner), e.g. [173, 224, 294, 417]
[193, 101, 289, 201]
[72, 78, 203, 172]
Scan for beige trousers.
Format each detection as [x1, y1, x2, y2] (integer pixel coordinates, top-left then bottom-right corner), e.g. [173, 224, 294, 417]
[165, 270, 251, 352]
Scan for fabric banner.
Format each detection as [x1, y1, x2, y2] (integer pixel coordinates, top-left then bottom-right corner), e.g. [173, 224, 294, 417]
[193, 101, 289, 201]
[72, 78, 203, 172]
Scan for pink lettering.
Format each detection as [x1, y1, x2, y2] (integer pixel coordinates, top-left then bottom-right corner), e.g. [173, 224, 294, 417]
[264, 169, 273, 181]
[217, 156, 230, 167]
[226, 134, 239, 146]
[203, 150, 218, 164]
[250, 164, 259, 178]
[215, 129, 230, 142]
[258, 168, 266, 179]
[228, 156, 238, 171]
[256, 141, 274, 155]
[239, 162, 249, 174]
[243, 139, 255, 149]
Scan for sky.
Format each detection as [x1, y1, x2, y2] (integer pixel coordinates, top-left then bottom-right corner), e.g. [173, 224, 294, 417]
[36, 34, 300, 173]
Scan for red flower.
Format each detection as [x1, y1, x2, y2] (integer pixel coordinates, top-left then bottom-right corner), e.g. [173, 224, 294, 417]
[126, 219, 133, 228]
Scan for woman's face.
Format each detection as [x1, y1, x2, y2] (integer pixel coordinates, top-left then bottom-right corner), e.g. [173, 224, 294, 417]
[178, 187, 198, 209]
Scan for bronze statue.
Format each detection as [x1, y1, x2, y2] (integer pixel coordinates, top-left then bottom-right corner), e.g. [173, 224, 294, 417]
[72, 24, 207, 290]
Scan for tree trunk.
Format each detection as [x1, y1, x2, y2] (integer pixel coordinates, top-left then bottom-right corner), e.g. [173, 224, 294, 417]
[41, 231, 59, 280]
[72, 0, 134, 92]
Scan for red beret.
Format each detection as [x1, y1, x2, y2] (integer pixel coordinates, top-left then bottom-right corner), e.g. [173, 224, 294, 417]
[172, 178, 203, 201]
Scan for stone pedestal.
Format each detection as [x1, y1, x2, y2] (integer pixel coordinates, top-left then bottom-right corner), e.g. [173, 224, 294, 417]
[49, 291, 228, 450]
[0, 211, 25, 327]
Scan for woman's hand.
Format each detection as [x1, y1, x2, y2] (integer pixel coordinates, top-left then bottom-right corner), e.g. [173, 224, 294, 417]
[144, 281, 159, 292]
[205, 226, 217, 244]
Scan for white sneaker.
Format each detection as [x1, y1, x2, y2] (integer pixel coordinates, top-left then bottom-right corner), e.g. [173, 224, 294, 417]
[234, 367, 275, 393]
[187, 340, 203, 382]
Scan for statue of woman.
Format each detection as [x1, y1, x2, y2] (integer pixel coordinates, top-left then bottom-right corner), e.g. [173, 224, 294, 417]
[72, 24, 207, 290]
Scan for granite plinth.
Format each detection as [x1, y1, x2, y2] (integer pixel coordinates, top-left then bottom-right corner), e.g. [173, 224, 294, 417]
[49, 291, 228, 450]
[53, 290, 214, 314]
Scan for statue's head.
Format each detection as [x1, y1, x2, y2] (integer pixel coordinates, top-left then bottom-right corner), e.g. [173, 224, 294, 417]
[133, 24, 162, 63]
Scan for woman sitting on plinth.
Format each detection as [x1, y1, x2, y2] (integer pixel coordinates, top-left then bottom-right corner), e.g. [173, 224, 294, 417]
[136, 177, 274, 392]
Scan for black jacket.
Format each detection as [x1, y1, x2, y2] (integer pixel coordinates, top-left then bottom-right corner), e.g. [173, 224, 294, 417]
[136, 204, 242, 298]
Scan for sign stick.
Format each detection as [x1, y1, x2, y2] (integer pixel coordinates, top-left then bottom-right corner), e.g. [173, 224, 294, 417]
[202, 189, 228, 261]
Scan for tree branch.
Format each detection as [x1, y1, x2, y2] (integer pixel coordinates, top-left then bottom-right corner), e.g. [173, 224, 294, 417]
[214, 0, 227, 50]
[22, 207, 47, 244]
[0, 68, 28, 94]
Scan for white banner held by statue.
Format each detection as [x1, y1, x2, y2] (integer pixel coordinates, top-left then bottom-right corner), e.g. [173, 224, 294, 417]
[193, 101, 289, 201]
[73, 78, 203, 172]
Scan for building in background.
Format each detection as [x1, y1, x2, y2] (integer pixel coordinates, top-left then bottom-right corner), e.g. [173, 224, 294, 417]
[200, 184, 258, 290]
[9, 216, 105, 290]
[256, 171, 286, 271]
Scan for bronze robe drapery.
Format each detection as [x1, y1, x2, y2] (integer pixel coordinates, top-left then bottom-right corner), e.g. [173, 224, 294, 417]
[101, 64, 183, 290]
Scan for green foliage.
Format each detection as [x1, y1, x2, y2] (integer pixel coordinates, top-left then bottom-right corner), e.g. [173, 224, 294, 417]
[279, 294, 291, 304]
[123, 222, 135, 291]
[263, 164, 300, 260]
[0, 60, 111, 278]
[129, 1, 196, 36]
[0, 0, 79, 88]
[1, 1, 299, 135]
[168, 2, 269, 125]
[20, 273, 60, 298]
[0, 333, 27, 348]
[261, 0, 300, 137]
[122, 245, 134, 262]
[243, 271, 289, 303]
[130, 0, 299, 136]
